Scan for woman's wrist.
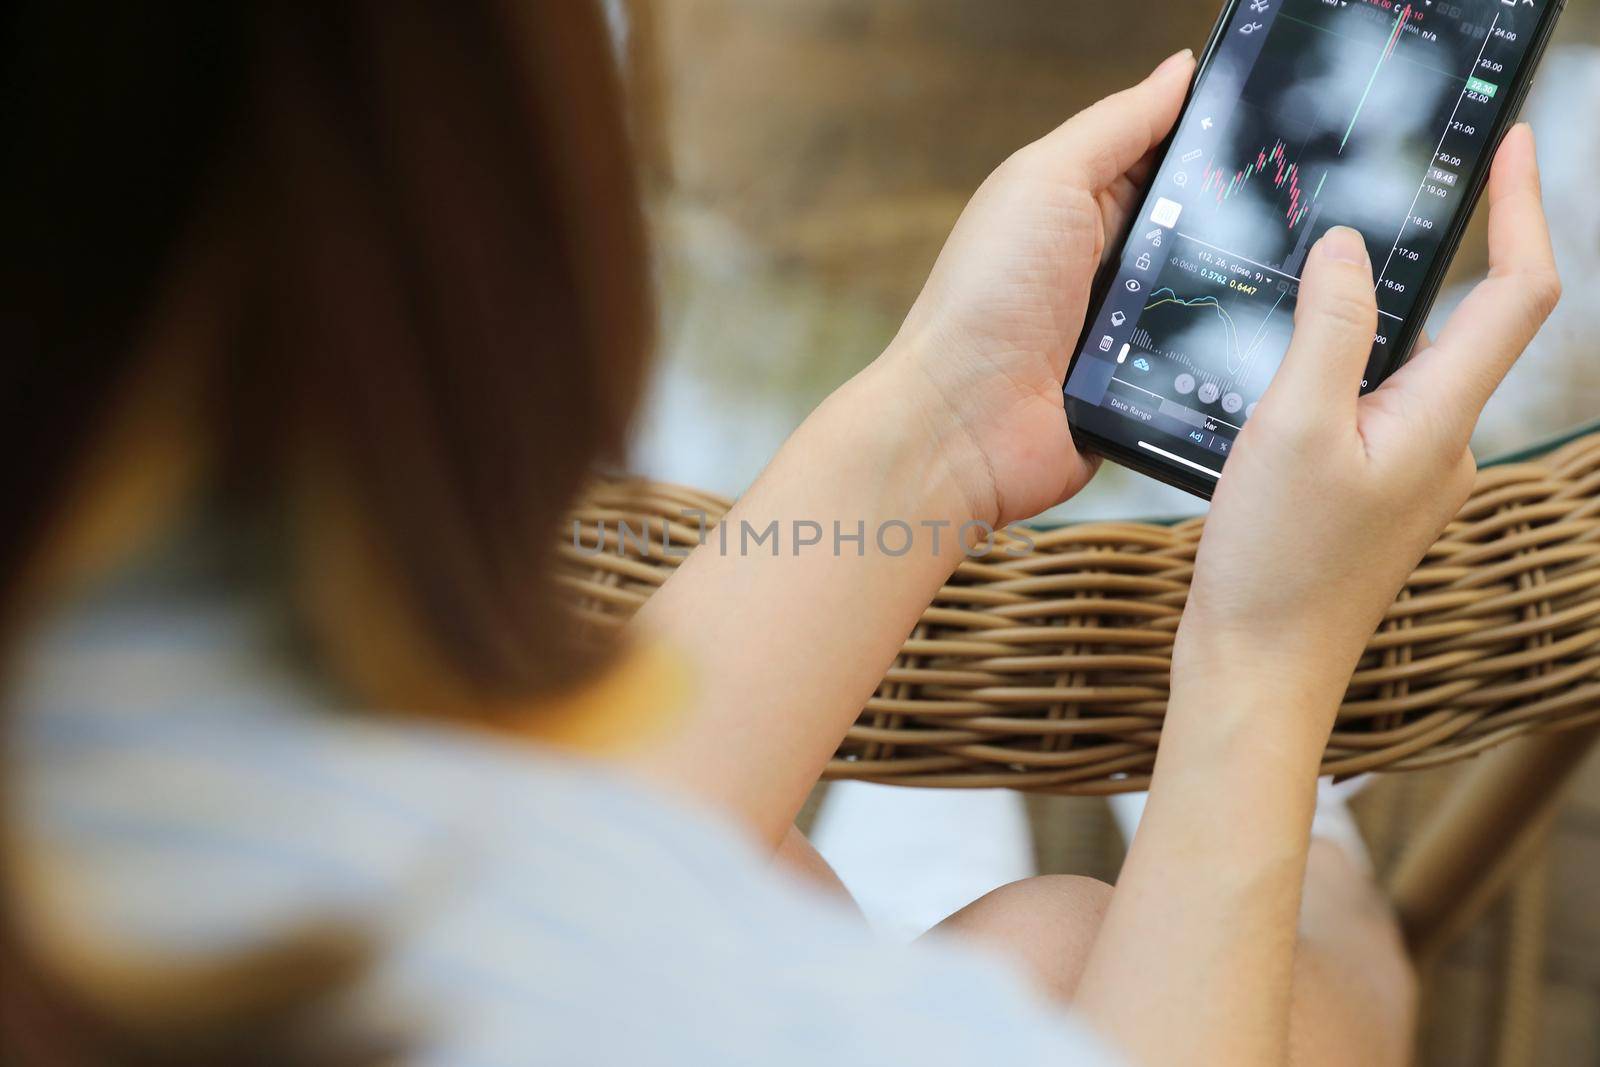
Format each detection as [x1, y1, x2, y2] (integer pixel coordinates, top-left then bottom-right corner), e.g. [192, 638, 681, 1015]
[845, 350, 1002, 532]
[1163, 678, 1336, 784]
[628, 350, 1017, 845]
[1168, 626, 1350, 767]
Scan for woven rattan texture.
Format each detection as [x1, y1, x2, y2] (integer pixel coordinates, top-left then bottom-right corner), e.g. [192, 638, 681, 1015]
[562, 434, 1600, 794]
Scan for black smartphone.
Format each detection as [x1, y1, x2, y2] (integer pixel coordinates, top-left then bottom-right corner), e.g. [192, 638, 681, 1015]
[1062, 0, 1566, 499]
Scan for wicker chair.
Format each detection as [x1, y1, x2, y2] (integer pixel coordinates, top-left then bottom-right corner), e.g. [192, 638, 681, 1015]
[563, 428, 1600, 976]
[566, 432, 1598, 785]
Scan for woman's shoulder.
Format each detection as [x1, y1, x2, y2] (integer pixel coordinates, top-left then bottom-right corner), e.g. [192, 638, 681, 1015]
[10, 559, 1119, 1066]
[9, 554, 731, 936]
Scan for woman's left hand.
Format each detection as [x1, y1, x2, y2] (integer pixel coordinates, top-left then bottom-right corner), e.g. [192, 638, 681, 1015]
[633, 49, 1197, 848]
[882, 49, 1195, 526]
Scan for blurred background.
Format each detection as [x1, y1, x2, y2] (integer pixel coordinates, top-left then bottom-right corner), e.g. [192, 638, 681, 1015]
[612, 1, 1600, 1063]
[622, 0, 1600, 518]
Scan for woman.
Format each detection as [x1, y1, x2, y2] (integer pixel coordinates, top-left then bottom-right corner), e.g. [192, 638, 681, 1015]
[2, 2, 1561, 1064]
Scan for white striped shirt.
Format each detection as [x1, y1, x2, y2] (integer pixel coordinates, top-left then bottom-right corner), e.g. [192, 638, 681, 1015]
[13, 534, 1117, 1065]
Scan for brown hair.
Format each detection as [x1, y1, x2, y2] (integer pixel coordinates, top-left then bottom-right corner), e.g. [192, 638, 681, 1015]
[1, 0, 650, 1058]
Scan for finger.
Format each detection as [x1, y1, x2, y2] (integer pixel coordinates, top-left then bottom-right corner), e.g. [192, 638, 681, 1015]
[1099, 147, 1163, 251]
[1384, 125, 1560, 421]
[1126, 144, 1162, 190]
[1258, 226, 1376, 423]
[1031, 49, 1194, 192]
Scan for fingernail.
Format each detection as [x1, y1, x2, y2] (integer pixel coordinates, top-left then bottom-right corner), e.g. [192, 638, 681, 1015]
[1156, 48, 1194, 74]
[1318, 226, 1370, 266]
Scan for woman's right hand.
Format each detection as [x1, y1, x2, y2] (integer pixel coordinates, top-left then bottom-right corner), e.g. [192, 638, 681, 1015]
[1075, 128, 1558, 1067]
[1176, 123, 1561, 716]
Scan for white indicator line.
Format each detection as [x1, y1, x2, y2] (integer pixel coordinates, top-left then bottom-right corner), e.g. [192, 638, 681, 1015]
[1139, 440, 1222, 479]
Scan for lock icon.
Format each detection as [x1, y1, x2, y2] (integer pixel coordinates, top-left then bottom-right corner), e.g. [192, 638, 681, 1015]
[1136, 253, 1153, 271]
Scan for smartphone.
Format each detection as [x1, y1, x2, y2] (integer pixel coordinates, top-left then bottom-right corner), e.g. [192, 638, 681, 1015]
[1062, 0, 1566, 499]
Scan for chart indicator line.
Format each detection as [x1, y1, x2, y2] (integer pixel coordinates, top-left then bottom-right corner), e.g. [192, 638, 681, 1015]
[1242, 287, 1291, 365]
[1341, 4, 1414, 153]
[1375, 11, 1499, 292]
[1142, 285, 1289, 381]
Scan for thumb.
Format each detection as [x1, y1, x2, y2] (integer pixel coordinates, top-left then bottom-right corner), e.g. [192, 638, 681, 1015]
[1030, 49, 1195, 191]
[1263, 226, 1377, 424]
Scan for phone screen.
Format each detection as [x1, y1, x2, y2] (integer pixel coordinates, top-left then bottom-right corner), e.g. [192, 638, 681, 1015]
[1063, 0, 1562, 493]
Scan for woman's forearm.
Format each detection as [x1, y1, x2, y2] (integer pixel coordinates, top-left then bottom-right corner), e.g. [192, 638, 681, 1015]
[617, 53, 1196, 853]
[627, 358, 990, 848]
[1073, 652, 1341, 1067]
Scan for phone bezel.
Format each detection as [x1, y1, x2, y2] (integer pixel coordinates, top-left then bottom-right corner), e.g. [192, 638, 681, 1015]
[1061, 0, 1568, 501]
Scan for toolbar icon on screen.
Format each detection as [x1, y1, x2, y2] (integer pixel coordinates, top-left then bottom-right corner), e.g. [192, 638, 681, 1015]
[1150, 197, 1183, 229]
